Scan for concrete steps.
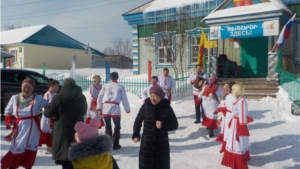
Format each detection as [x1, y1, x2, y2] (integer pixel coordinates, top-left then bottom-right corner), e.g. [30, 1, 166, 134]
[218, 78, 279, 100]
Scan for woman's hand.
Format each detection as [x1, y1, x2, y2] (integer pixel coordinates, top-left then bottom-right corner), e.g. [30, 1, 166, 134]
[133, 137, 140, 143]
[156, 121, 162, 129]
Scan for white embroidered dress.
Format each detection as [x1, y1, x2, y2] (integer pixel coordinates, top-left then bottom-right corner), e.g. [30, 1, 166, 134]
[40, 91, 56, 133]
[86, 84, 102, 119]
[1, 94, 48, 169]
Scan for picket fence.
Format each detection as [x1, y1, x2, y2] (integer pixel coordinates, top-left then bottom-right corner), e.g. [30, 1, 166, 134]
[55, 72, 193, 98]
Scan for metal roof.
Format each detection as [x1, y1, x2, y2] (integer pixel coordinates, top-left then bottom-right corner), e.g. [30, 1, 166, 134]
[1, 25, 105, 56]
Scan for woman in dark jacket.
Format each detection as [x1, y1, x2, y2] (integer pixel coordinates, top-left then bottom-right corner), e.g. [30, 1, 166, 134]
[44, 78, 87, 169]
[132, 86, 178, 169]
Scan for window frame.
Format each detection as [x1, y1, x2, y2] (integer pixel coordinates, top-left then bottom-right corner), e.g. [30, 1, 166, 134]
[154, 31, 176, 67]
[186, 28, 210, 68]
[9, 50, 18, 63]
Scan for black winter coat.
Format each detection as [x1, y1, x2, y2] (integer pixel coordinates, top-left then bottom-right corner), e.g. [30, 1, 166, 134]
[132, 98, 178, 169]
[44, 84, 87, 161]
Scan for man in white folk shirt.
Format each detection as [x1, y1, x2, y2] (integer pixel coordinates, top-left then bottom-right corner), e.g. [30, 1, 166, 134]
[96, 72, 130, 150]
[187, 64, 209, 124]
[141, 76, 168, 102]
[158, 68, 175, 101]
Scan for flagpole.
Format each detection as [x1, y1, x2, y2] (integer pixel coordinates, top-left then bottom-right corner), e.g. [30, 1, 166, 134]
[270, 44, 277, 53]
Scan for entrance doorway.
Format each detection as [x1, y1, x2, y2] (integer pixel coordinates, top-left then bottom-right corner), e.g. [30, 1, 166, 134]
[240, 37, 268, 78]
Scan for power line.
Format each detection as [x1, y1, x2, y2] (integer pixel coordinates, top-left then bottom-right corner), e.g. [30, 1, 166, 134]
[3, 0, 110, 18]
[3, 0, 138, 20]
[2, 0, 56, 7]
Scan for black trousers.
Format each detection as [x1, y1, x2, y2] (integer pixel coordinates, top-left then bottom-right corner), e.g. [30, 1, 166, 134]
[55, 160, 73, 169]
[194, 96, 204, 121]
[104, 116, 121, 135]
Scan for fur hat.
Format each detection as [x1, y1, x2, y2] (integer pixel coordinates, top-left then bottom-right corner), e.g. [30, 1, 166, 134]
[149, 86, 165, 99]
[22, 79, 35, 88]
[74, 118, 100, 143]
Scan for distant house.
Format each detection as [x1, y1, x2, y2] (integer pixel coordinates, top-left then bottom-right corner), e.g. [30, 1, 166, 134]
[92, 55, 133, 69]
[123, 0, 300, 78]
[1, 25, 105, 69]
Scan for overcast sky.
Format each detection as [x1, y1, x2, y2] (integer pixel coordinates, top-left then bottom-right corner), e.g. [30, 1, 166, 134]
[1, 0, 149, 51]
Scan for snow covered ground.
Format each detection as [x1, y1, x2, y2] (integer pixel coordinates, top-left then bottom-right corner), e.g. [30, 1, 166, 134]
[1, 68, 299, 168]
[1, 86, 300, 168]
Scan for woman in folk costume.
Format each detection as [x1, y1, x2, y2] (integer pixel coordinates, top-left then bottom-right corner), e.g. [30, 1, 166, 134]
[86, 75, 104, 129]
[198, 76, 223, 138]
[1, 79, 49, 169]
[39, 79, 60, 154]
[214, 83, 231, 153]
[221, 84, 253, 169]
[68, 118, 119, 169]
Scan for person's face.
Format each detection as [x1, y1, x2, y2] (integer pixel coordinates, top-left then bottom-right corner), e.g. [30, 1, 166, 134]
[151, 78, 158, 85]
[50, 84, 60, 93]
[150, 94, 162, 105]
[21, 84, 33, 98]
[196, 66, 203, 73]
[222, 87, 229, 95]
[94, 78, 101, 84]
[163, 70, 169, 76]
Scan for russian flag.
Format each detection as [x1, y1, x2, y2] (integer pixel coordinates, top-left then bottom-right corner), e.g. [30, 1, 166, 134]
[276, 13, 296, 48]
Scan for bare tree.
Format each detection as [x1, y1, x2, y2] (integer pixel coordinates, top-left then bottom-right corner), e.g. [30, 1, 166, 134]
[103, 37, 132, 58]
[2, 23, 30, 30]
[103, 47, 116, 55]
[144, 12, 191, 77]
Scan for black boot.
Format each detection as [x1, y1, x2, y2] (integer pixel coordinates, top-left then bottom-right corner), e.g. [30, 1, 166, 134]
[209, 129, 214, 138]
[106, 131, 112, 139]
[112, 135, 122, 150]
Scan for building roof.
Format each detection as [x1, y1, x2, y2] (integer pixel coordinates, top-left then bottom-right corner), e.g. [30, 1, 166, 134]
[1, 25, 46, 45]
[1, 50, 15, 58]
[1, 25, 105, 56]
[106, 55, 133, 61]
[123, 1, 154, 15]
[123, 0, 217, 15]
[204, 0, 293, 20]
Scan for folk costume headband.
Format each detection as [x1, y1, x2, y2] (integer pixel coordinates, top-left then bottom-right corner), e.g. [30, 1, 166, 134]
[22, 79, 35, 88]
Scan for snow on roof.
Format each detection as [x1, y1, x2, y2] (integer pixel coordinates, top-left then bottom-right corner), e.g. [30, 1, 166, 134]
[204, 0, 293, 20]
[144, 0, 214, 13]
[1, 25, 47, 45]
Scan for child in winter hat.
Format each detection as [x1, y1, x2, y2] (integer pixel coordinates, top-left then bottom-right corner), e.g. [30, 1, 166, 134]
[68, 118, 119, 169]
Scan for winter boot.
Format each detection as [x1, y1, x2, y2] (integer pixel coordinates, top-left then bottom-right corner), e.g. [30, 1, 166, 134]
[105, 131, 112, 139]
[209, 129, 214, 138]
[112, 135, 122, 150]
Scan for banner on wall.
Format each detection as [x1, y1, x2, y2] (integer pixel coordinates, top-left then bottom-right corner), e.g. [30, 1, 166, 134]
[234, 0, 252, 7]
[210, 20, 279, 40]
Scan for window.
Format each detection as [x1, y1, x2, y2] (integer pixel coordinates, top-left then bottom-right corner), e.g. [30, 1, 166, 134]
[157, 38, 173, 64]
[190, 35, 208, 64]
[25, 74, 48, 85]
[154, 32, 175, 66]
[9, 50, 17, 63]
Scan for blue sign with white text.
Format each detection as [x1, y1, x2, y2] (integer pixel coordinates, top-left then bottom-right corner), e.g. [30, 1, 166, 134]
[221, 22, 264, 39]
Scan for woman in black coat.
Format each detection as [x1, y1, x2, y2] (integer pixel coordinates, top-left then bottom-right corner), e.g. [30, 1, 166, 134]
[44, 78, 87, 169]
[132, 86, 178, 169]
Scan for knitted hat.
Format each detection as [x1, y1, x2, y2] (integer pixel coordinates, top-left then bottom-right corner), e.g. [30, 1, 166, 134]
[149, 86, 165, 99]
[74, 118, 100, 143]
[22, 79, 35, 88]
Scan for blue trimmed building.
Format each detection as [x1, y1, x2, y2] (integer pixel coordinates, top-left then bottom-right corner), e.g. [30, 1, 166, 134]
[123, 0, 300, 78]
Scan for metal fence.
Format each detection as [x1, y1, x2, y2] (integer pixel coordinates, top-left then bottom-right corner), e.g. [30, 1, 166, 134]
[55, 72, 193, 98]
[278, 69, 300, 102]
